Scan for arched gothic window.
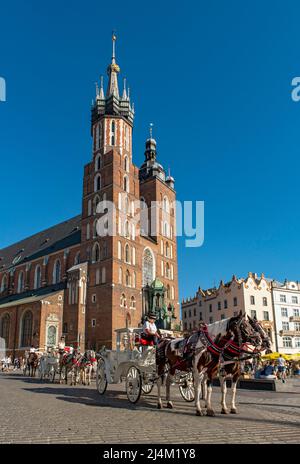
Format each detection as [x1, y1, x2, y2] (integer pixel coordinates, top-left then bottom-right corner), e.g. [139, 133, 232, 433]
[163, 196, 170, 213]
[125, 244, 130, 263]
[95, 154, 101, 171]
[94, 174, 101, 192]
[34, 265, 41, 289]
[0, 313, 10, 347]
[21, 311, 33, 347]
[1, 275, 8, 293]
[111, 120, 115, 146]
[126, 270, 131, 287]
[142, 248, 155, 286]
[17, 271, 25, 293]
[53, 260, 61, 284]
[74, 252, 80, 265]
[124, 155, 129, 172]
[120, 293, 126, 307]
[92, 243, 100, 263]
[123, 175, 129, 193]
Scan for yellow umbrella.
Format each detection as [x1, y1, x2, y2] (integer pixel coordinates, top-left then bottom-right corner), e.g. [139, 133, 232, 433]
[261, 352, 300, 360]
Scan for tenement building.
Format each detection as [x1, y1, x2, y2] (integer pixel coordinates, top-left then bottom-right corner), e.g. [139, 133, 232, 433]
[0, 36, 179, 356]
[271, 280, 300, 354]
[182, 272, 276, 351]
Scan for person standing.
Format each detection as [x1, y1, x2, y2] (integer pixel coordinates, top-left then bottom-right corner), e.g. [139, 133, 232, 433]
[277, 354, 287, 383]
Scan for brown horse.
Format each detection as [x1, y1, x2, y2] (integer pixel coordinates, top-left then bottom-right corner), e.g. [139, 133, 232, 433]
[24, 352, 39, 377]
[200, 315, 273, 415]
[59, 349, 81, 385]
[156, 312, 262, 416]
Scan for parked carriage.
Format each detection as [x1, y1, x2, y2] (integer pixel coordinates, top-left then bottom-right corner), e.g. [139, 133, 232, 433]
[96, 328, 195, 404]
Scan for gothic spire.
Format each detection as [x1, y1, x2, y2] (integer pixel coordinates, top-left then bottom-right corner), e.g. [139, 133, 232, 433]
[106, 33, 120, 98]
[99, 75, 105, 99]
[122, 77, 128, 100]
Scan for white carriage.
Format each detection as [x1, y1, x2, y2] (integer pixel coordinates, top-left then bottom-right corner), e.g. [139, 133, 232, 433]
[96, 328, 195, 404]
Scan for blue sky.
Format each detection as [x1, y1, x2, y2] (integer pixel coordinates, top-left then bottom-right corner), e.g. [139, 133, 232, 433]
[1, 1, 300, 300]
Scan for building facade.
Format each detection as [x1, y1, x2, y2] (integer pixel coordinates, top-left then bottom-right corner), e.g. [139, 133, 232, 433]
[271, 280, 300, 354]
[182, 272, 276, 351]
[0, 36, 179, 356]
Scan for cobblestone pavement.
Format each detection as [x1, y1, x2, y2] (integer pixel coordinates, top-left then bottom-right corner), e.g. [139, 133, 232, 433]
[0, 372, 299, 444]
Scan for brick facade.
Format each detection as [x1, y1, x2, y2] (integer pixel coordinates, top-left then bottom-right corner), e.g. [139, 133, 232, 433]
[0, 37, 179, 355]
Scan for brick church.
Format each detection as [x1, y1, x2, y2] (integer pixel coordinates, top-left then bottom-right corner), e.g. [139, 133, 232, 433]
[0, 36, 179, 356]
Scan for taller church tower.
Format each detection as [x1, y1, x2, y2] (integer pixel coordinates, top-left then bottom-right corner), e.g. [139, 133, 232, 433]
[81, 35, 179, 349]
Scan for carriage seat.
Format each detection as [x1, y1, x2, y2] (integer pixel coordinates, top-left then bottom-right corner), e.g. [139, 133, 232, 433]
[135, 333, 154, 346]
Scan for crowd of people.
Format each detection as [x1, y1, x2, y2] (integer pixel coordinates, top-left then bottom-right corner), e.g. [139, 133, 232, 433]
[242, 355, 300, 382]
[0, 355, 23, 372]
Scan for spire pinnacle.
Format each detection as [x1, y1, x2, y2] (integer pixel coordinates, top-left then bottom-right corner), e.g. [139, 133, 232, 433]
[149, 122, 154, 139]
[99, 75, 104, 99]
[95, 81, 99, 97]
[112, 31, 117, 64]
[106, 32, 120, 98]
[122, 77, 128, 100]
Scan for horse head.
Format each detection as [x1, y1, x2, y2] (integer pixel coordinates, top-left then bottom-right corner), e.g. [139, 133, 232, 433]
[227, 311, 262, 348]
[247, 315, 272, 353]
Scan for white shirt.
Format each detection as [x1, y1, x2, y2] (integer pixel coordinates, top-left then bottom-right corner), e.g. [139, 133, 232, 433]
[143, 321, 157, 335]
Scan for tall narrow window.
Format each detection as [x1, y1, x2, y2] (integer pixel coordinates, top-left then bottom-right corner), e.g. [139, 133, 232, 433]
[34, 265, 41, 289]
[125, 244, 130, 263]
[17, 271, 24, 293]
[95, 154, 101, 171]
[53, 260, 61, 284]
[124, 155, 129, 172]
[126, 270, 131, 287]
[92, 243, 100, 263]
[0, 313, 10, 348]
[142, 248, 155, 286]
[1, 275, 8, 293]
[94, 174, 101, 192]
[123, 175, 129, 192]
[111, 120, 115, 146]
[21, 311, 33, 347]
[74, 252, 80, 265]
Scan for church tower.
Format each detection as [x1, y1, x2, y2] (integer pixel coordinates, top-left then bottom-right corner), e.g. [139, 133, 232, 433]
[81, 35, 179, 349]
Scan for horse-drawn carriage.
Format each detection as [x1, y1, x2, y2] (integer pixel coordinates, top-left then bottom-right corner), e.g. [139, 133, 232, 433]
[96, 328, 195, 404]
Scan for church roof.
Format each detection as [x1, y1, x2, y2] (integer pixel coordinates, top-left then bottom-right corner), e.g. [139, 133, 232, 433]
[0, 284, 65, 308]
[0, 215, 81, 272]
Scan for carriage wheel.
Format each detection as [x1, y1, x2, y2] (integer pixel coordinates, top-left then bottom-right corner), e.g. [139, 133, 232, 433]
[126, 366, 142, 404]
[96, 358, 107, 395]
[179, 372, 195, 402]
[142, 382, 154, 395]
